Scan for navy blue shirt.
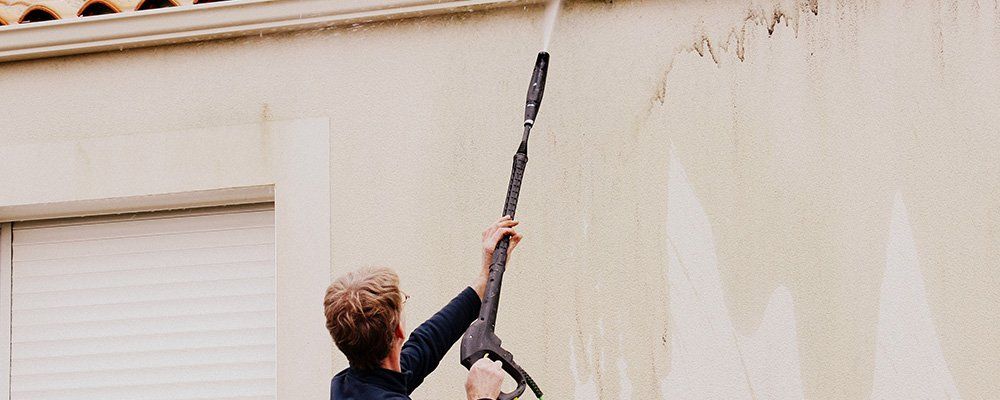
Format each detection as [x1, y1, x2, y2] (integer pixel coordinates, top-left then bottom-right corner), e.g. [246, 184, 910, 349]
[330, 287, 481, 400]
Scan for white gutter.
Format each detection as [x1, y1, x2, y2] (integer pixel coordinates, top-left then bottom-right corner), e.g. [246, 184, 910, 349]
[0, 0, 540, 63]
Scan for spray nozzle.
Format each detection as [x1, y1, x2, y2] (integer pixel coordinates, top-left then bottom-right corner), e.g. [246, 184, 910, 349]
[524, 51, 549, 127]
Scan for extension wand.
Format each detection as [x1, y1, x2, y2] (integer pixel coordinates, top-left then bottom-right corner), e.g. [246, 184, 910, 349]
[460, 52, 549, 400]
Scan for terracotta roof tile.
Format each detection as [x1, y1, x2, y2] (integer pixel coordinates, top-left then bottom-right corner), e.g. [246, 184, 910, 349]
[0, 0, 230, 26]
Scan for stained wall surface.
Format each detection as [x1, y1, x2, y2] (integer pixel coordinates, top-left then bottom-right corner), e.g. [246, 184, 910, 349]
[0, 0, 998, 399]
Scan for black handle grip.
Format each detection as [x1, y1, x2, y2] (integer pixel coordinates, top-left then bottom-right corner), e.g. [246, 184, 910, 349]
[460, 150, 530, 399]
[482, 151, 527, 328]
[504, 151, 528, 218]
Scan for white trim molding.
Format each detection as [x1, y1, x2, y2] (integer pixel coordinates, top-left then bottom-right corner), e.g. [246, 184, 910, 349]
[0, 223, 10, 400]
[0, 117, 335, 398]
[0, 0, 539, 63]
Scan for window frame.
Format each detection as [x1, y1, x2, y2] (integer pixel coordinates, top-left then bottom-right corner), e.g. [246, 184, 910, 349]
[0, 223, 10, 400]
[0, 117, 332, 399]
[2, 202, 277, 399]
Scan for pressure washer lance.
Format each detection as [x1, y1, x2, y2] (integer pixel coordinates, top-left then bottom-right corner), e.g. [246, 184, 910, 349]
[460, 52, 549, 400]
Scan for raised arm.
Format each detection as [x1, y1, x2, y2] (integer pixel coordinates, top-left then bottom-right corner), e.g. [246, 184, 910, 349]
[399, 216, 522, 393]
[400, 287, 480, 392]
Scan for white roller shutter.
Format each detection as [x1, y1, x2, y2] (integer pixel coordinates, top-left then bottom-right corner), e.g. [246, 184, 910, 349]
[8, 205, 276, 400]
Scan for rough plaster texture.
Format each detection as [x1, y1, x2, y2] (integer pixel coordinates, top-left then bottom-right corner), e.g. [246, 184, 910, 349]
[0, 0, 998, 398]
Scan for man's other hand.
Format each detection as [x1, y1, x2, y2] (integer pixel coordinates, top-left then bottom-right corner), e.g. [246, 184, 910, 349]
[465, 358, 504, 400]
[474, 216, 522, 299]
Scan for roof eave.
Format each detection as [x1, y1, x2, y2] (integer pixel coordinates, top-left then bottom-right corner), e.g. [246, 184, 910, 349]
[0, 0, 540, 63]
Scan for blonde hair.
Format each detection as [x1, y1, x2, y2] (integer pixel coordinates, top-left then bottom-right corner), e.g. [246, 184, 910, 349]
[324, 266, 404, 369]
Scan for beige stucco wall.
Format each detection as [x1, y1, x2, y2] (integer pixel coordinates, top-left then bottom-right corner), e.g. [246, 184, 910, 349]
[1, 0, 998, 399]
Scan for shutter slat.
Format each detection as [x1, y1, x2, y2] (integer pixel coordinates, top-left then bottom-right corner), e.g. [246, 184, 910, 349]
[11, 378, 275, 400]
[14, 310, 275, 342]
[15, 261, 274, 293]
[11, 208, 276, 400]
[14, 294, 275, 325]
[14, 277, 274, 310]
[14, 326, 274, 359]
[13, 227, 274, 261]
[13, 345, 275, 376]
[15, 243, 274, 278]
[13, 361, 275, 392]
[13, 211, 274, 244]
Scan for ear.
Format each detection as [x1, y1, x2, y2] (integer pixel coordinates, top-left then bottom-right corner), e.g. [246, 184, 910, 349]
[394, 319, 405, 340]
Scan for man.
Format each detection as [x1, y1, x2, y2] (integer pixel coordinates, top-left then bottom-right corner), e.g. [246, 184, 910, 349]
[324, 216, 523, 400]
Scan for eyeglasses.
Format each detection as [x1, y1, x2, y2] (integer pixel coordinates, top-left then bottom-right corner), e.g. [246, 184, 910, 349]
[401, 292, 411, 305]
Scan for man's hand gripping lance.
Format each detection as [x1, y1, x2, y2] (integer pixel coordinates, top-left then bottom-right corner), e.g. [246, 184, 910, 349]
[460, 52, 549, 400]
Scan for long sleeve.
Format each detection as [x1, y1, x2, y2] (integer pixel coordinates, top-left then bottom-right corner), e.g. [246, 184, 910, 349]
[400, 286, 481, 393]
